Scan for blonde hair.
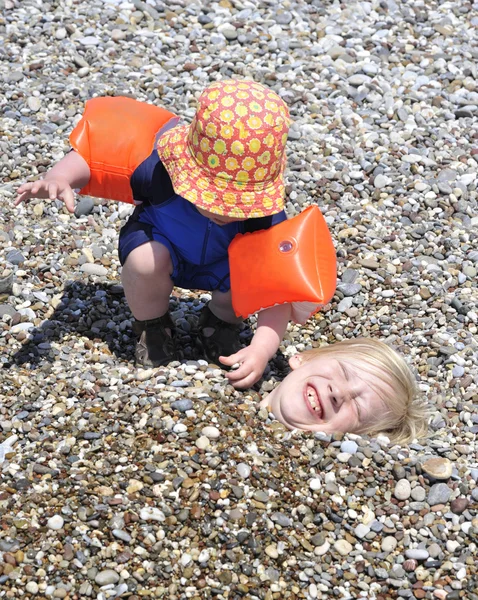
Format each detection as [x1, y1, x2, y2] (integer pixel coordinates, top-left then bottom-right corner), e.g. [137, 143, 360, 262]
[298, 337, 430, 445]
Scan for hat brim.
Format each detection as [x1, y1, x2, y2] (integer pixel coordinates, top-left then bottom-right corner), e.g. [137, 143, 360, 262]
[157, 125, 286, 219]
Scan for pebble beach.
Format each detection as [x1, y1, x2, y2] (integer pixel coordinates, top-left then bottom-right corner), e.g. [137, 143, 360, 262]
[1, 0, 478, 598]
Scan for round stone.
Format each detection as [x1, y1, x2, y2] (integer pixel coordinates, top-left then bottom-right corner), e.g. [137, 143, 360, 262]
[196, 436, 210, 450]
[236, 463, 251, 479]
[405, 549, 429, 561]
[428, 483, 452, 506]
[334, 540, 353, 556]
[382, 536, 398, 552]
[95, 569, 119, 585]
[201, 426, 220, 439]
[26, 582, 39, 594]
[47, 515, 64, 530]
[422, 458, 453, 480]
[394, 479, 411, 501]
[340, 441, 358, 454]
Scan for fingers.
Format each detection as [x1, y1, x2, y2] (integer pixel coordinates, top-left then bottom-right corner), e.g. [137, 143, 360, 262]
[219, 352, 243, 366]
[59, 187, 76, 213]
[14, 182, 38, 205]
[14, 180, 75, 212]
[225, 359, 261, 389]
[228, 370, 261, 389]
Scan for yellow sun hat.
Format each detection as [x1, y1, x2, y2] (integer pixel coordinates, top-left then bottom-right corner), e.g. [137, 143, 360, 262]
[156, 79, 290, 219]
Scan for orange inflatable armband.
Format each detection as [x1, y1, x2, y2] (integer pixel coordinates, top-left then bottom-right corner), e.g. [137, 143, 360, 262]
[229, 205, 337, 324]
[69, 97, 178, 204]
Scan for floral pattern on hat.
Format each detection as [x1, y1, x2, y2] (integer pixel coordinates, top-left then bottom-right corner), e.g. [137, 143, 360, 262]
[157, 79, 290, 218]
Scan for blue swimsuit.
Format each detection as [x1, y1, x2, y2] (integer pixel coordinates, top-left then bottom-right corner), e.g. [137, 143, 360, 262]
[118, 149, 287, 292]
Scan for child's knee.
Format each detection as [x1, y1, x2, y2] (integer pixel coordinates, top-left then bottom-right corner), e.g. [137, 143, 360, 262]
[124, 242, 173, 278]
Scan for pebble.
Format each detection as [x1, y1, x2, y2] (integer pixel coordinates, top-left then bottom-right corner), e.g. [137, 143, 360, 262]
[422, 458, 453, 480]
[74, 197, 95, 217]
[80, 264, 108, 276]
[95, 570, 119, 586]
[428, 483, 452, 506]
[405, 549, 429, 561]
[201, 426, 220, 439]
[47, 515, 64, 530]
[394, 479, 412, 501]
[236, 463, 251, 479]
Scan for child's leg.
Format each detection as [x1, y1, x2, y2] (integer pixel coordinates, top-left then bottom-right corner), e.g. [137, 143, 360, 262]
[121, 241, 173, 320]
[209, 289, 242, 324]
[199, 289, 243, 365]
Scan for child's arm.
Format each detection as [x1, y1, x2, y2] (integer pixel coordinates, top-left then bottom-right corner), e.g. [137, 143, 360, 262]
[15, 151, 91, 213]
[220, 303, 291, 389]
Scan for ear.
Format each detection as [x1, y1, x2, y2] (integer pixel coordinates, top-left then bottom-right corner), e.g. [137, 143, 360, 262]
[289, 354, 303, 370]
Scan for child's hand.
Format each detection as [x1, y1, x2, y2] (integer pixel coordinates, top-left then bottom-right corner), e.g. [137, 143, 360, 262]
[15, 179, 76, 213]
[220, 345, 270, 389]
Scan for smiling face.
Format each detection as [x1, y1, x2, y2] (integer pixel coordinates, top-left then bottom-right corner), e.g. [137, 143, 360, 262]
[261, 354, 393, 434]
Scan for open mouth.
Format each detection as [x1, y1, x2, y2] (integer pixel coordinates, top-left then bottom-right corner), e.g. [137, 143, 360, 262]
[305, 384, 323, 420]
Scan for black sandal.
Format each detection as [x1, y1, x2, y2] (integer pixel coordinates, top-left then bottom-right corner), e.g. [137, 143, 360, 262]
[133, 313, 177, 368]
[198, 304, 243, 366]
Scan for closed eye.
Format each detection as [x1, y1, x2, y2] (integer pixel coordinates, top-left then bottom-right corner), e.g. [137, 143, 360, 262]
[339, 361, 350, 381]
[340, 361, 362, 422]
[354, 399, 363, 423]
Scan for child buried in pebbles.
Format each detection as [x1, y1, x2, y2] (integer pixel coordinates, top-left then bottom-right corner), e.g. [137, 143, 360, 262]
[260, 338, 429, 443]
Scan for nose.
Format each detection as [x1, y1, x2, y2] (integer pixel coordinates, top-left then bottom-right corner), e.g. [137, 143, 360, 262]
[328, 384, 343, 409]
[328, 384, 352, 410]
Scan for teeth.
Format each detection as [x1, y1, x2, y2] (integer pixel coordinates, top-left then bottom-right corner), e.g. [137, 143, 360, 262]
[307, 386, 322, 417]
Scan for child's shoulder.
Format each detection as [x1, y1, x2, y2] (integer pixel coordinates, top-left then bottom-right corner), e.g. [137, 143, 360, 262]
[130, 150, 174, 205]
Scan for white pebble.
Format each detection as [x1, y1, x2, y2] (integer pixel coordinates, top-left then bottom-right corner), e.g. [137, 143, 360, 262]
[26, 582, 39, 594]
[196, 435, 210, 449]
[140, 507, 165, 522]
[237, 463, 251, 479]
[309, 478, 321, 491]
[180, 553, 192, 567]
[47, 515, 64, 530]
[201, 426, 220, 439]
